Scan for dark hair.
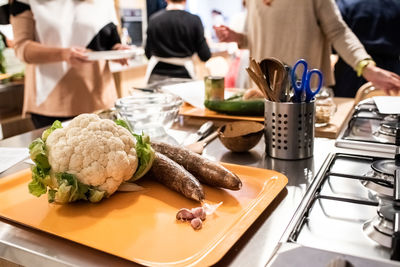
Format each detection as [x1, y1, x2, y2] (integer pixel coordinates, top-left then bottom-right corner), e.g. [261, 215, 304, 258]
[169, 0, 185, 3]
[211, 9, 222, 15]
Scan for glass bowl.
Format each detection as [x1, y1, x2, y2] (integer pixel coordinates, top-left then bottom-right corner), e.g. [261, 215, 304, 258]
[115, 92, 183, 138]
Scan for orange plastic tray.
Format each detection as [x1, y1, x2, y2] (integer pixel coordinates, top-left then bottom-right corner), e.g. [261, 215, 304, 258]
[179, 103, 264, 122]
[0, 163, 287, 266]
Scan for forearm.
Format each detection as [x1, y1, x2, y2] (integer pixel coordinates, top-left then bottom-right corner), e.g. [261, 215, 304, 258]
[214, 25, 247, 47]
[23, 41, 68, 64]
[144, 40, 151, 59]
[237, 32, 247, 49]
[197, 39, 211, 62]
[316, 0, 369, 69]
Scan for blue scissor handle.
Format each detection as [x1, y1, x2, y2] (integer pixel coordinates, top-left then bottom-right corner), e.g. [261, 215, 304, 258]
[291, 59, 308, 102]
[304, 69, 323, 102]
[291, 59, 324, 102]
[291, 59, 308, 89]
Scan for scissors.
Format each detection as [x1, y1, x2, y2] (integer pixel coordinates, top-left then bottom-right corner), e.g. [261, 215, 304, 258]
[290, 59, 323, 102]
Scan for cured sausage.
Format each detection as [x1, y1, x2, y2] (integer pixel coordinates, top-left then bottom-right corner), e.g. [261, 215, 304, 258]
[151, 142, 242, 190]
[148, 152, 205, 202]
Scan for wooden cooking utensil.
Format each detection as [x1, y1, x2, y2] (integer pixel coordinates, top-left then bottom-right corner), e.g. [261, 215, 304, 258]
[250, 58, 275, 100]
[260, 57, 287, 102]
[245, 68, 269, 99]
[246, 58, 278, 101]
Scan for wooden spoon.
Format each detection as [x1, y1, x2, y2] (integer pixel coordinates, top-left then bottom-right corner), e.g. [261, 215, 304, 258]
[185, 130, 219, 154]
[260, 57, 286, 101]
[246, 59, 277, 101]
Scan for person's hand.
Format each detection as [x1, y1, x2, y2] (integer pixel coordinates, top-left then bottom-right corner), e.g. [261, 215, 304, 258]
[111, 43, 131, 66]
[62, 47, 90, 67]
[362, 65, 400, 96]
[213, 25, 243, 44]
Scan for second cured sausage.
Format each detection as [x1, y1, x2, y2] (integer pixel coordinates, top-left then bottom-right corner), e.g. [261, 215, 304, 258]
[151, 142, 242, 190]
[148, 152, 205, 202]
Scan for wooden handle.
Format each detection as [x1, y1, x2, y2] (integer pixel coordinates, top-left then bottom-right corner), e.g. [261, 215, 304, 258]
[201, 130, 219, 146]
[246, 68, 268, 99]
[272, 70, 278, 100]
[247, 58, 279, 102]
[251, 59, 263, 76]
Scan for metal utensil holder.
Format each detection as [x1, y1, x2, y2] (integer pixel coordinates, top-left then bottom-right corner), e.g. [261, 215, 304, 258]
[264, 100, 315, 159]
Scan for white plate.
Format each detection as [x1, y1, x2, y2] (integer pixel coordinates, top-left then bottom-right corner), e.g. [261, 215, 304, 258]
[86, 50, 136, 61]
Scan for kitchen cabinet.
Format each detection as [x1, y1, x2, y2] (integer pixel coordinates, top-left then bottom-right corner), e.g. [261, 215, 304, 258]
[0, 81, 34, 140]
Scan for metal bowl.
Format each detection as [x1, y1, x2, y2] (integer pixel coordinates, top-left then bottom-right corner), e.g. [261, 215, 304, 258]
[115, 92, 183, 138]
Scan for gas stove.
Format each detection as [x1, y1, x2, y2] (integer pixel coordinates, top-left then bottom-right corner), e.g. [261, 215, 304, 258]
[268, 150, 400, 266]
[267, 100, 400, 266]
[336, 98, 399, 154]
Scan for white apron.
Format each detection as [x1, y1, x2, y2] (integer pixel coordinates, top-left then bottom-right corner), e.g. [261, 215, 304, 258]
[144, 56, 195, 85]
[19, 0, 118, 106]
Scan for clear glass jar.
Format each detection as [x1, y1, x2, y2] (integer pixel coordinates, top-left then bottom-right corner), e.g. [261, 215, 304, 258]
[315, 87, 337, 127]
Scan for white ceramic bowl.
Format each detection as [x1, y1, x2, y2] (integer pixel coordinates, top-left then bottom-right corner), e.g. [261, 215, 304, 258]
[115, 92, 183, 138]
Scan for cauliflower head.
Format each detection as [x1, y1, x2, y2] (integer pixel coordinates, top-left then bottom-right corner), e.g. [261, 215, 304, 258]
[46, 114, 138, 196]
[28, 114, 154, 204]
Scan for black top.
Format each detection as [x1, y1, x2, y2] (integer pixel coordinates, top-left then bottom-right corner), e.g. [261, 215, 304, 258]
[146, 0, 167, 20]
[333, 0, 400, 97]
[338, 0, 400, 59]
[145, 9, 211, 78]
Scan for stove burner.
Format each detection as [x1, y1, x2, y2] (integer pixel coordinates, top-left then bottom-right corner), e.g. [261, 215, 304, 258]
[378, 122, 400, 137]
[372, 160, 397, 176]
[383, 115, 400, 122]
[372, 122, 399, 144]
[363, 204, 395, 248]
[362, 160, 395, 200]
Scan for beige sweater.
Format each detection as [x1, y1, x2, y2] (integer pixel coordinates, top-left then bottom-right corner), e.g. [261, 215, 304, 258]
[244, 0, 370, 86]
[11, 10, 117, 117]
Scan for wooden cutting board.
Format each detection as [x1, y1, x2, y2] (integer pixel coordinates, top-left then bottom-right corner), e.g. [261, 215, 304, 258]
[179, 102, 264, 122]
[179, 97, 355, 139]
[0, 164, 287, 267]
[315, 97, 354, 139]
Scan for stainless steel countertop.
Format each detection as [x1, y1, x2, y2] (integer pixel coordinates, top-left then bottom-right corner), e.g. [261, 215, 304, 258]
[0, 117, 336, 267]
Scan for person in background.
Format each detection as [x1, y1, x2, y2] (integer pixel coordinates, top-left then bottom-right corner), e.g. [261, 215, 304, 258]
[214, 0, 400, 96]
[224, 0, 249, 89]
[211, 9, 225, 27]
[229, 0, 247, 34]
[333, 0, 400, 97]
[144, 0, 211, 84]
[10, 0, 129, 129]
[210, 9, 226, 43]
[146, 0, 167, 21]
[0, 3, 13, 48]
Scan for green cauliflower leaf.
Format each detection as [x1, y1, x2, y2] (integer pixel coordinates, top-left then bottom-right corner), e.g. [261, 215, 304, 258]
[41, 120, 62, 142]
[114, 119, 155, 181]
